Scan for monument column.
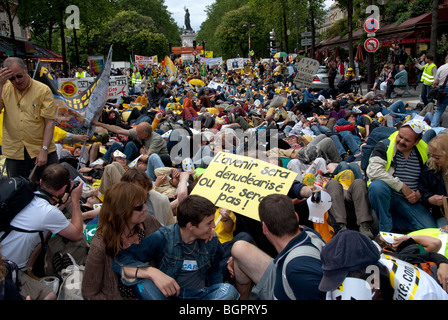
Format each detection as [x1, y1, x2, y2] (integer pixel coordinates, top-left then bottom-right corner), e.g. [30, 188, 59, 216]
[180, 7, 198, 62]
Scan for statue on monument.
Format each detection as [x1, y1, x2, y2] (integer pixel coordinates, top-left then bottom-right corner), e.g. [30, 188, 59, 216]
[184, 7, 193, 32]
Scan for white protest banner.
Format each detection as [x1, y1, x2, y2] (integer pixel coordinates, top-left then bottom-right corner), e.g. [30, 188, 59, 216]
[200, 57, 223, 66]
[135, 54, 158, 66]
[227, 58, 244, 71]
[59, 75, 128, 101]
[190, 152, 296, 221]
[206, 81, 222, 90]
[293, 57, 320, 89]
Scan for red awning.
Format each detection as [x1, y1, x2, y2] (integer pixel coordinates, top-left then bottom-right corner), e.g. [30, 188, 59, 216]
[375, 31, 415, 45]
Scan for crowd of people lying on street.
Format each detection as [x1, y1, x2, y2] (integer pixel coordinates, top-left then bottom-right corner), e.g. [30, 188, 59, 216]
[2, 57, 448, 301]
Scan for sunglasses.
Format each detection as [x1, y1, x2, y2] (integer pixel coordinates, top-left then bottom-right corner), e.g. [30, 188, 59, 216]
[134, 203, 145, 211]
[9, 74, 24, 81]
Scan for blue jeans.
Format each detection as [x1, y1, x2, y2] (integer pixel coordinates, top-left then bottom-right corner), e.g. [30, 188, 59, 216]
[311, 124, 330, 136]
[104, 141, 139, 163]
[333, 161, 363, 180]
[145, 153, 165, 180]
[329, 133, 360, 156]
[431, 87, 448, 127]
[135, 280, 240, 300]
[368, 180, 437, 232]
[421, 84, 433, 106]
[388, 100, 419, 120]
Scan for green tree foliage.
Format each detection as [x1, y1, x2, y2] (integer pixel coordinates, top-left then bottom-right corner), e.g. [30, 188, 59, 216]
[214, 5, 266, 59]
[92, 10, 169, 61]
[117, 0, 181, 45]
[381, 0, 432, 25]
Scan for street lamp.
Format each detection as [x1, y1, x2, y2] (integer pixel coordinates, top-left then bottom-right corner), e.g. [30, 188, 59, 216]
[243, 23, 255, 57]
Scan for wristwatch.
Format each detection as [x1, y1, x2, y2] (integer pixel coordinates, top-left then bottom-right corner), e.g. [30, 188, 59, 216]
[42, 145, 48, 151]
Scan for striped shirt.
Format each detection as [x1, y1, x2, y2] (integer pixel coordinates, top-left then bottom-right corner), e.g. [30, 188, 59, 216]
[393, 148, 421, 191]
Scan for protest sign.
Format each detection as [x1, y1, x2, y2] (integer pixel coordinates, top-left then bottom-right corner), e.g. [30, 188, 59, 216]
[58, 75, 128, 107]
[190, 152, 296, 221]
[200, 57, 223, 66]
[135, 54, 158, 66]
[88, 55, 104, 74]
[293, 57, 320, 89]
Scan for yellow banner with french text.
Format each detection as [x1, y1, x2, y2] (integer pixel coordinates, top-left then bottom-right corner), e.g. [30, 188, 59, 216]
[191, 152, 296, 221]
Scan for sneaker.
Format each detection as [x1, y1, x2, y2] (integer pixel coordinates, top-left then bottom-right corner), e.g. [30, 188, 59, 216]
[53, 252, 76, 276]
[359, 222, 374, 239]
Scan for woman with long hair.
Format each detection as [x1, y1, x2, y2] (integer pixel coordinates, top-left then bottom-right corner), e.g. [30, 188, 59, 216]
[419, 134, 448, 228]
[120, 168, 176, 226]
[82, 182, 161, 300]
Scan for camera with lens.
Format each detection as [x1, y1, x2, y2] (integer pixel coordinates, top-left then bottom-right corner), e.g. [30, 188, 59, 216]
[65, 180, 80, 194]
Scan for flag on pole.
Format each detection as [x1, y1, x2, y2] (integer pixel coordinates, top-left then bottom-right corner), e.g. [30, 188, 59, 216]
[84, 45, 113, 137]
[163, 56, 177, 80]
[130, 54, 134, 69]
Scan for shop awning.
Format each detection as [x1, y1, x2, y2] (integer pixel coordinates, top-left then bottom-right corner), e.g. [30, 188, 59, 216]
[0, 36, 63, 61]
[375, 31, 415, 45]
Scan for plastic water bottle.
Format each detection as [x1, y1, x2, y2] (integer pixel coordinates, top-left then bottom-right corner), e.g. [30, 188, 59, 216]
[311, 170, 323, 203]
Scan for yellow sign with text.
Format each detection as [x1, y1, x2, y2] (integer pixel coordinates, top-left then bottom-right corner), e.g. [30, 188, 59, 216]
[191, 152, 296, 221]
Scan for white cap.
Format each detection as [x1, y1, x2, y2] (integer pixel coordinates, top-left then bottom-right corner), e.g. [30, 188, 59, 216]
[128, 154, 143, 168]
[113, 150, 126, 159]
[89, 158, 105, 167]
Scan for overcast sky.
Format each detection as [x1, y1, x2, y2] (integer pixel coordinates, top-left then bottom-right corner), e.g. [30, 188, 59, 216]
[164, 0, 215, 32]
[164, 0, 335, 32]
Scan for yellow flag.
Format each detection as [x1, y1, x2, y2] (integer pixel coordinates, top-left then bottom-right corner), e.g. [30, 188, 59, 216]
[163, 56, 177, 79]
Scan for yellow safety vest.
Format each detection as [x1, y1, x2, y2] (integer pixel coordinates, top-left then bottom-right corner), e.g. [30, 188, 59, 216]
[421, 63, 436, 85]
[132, 73, 142, 85]
[75, 71, 87, 78]
[367, 131, 428, 186]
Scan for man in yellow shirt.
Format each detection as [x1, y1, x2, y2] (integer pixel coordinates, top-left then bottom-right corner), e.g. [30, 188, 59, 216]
[0, 57, 58, 183]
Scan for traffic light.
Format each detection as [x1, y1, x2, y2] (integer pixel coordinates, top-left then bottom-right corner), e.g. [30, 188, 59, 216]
[193, 40, 197, 49]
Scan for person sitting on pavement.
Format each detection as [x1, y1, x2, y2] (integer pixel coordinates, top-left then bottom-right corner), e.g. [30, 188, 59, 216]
[228, 194, 326, 300]
[418, 133, 448, 227]
[366, 120, 438, 233]
[385, 64, 408, 99]
[82, 181, 161, 300]
[112, 194, 240, 300]
[325, 177, 375, 239]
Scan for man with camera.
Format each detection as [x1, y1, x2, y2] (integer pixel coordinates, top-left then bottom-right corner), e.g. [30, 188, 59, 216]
[0, 164, 84, 300]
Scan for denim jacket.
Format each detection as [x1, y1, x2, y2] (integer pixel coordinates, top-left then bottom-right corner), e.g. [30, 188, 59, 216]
[112, 223, 224, 286]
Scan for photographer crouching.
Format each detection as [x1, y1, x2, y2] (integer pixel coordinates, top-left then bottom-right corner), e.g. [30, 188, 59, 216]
[0, 164, 84, 300]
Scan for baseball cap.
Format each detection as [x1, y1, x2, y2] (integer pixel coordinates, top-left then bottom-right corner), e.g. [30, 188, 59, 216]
[319, 229, 380, 292]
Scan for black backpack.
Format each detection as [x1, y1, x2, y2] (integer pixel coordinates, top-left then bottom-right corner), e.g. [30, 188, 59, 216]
[360, 126, 397, 172]
[0, 176, 44, 243]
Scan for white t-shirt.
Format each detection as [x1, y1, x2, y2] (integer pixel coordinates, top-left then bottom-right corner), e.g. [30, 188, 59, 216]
[0, 195, 69, 269]
[435, 62, 448, 85]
